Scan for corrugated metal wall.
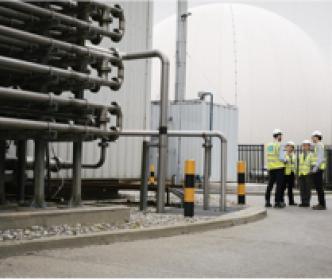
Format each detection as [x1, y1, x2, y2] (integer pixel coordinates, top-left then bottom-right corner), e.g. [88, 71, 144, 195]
[21, 1, 153, 180]
[151, 100, 238, 182]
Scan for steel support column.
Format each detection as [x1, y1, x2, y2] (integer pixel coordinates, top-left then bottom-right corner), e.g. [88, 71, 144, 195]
[70, 140, 82, 206]
[140, 140, 150, 211]
[33, 139, 46, 208]
[0, 140, 6, 204]
[16, 140, 26, 203]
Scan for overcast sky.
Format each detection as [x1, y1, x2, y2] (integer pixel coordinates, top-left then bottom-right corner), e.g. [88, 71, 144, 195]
[153, 0, 331, 24]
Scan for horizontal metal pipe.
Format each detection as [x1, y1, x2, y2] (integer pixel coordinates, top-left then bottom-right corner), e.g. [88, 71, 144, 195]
[0, 34, 32, 48]
[0, 118, 226, 145]
[0, 116, 227, 210]
[0, 6, 39, 22]
[0, 116, 118, 138]
[111, 130, 226, 142]
[0, 87, 123, 133]
[0, 24, 122, 64]
[0, 86, 118, 112]
[0, 0, 124, 42]
[0, 55, 122, 90]
[5, 140, 108, 170]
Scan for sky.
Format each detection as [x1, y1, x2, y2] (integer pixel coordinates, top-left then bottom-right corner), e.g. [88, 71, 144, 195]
[153, 0, 332, 24]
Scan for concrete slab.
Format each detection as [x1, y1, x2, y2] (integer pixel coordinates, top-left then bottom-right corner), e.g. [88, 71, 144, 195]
[0, 206, 130, 230]
[0, 206, 266, 259]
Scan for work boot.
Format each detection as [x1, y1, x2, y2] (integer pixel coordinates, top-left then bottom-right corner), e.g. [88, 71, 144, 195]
[265, 202, 272, 207]
[289, 202, 297, 206]
[312, 204, 327, 210]
[274, 203, 284, 208]
[298, 203, 310, 207]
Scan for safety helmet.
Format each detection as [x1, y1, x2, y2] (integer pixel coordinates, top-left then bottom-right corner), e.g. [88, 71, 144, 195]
[312, 130, 322, 137]
[286, 141, 295, 147]
[302, 139, 311, 145]
[272, 128, 283, 136]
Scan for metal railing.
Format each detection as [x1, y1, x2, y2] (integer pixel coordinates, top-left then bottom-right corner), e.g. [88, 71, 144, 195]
[238, 145, 266, 183]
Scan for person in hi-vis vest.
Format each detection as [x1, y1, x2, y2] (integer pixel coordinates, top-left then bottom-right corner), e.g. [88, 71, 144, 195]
[298, 140, 313, 207]
[282, 141, 297, 206]
[265, 129, 286, 208]
[311, 131, 327, 210]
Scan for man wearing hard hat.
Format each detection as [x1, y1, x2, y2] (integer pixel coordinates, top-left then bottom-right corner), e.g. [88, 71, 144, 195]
[311, 131, 327, 210]
[282, 141, 297, 206]
[298, 140, 313, 207]
[265, 129, 286, 208]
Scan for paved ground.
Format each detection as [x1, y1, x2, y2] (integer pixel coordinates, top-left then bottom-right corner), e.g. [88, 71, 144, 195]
[1, 195, 332, 278]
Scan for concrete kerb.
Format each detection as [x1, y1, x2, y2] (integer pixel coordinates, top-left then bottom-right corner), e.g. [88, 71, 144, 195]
[0, 206, 266, 259]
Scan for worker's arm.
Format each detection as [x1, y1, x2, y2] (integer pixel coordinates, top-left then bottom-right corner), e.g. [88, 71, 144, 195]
[313, 144, 324, 172]
[279, 144, 286, 162]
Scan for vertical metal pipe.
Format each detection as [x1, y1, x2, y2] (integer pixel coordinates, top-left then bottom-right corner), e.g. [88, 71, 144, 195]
[203, 137, 212, 210]
[16, 140, 27, 204]
[70, 140, 82, 207]
[220, 140, 227, 211]
[140, 140, 149, 211]
[175, 0, 188, 101]
[33, 139, 46, 208]
[0, 140, 6, 204]
[157, 54, 170, 213]
[209, 95, 214, 131]
[122, 51, 170, 213]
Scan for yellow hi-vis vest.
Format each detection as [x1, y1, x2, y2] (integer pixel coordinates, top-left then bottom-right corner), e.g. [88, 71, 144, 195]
[266, 142, 285, 170]
[312, 142, 326, 170]
[298, 152, 313, 176]
[285, 153, 296, 175]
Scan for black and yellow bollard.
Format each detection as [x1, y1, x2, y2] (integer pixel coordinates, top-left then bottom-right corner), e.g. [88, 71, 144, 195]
[148, 164, 156, 186]
[184, 160, 195, 217]
[237, 161, 246, 204]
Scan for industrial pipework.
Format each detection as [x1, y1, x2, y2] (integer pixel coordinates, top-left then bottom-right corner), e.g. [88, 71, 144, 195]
[0, 0, 126, 207]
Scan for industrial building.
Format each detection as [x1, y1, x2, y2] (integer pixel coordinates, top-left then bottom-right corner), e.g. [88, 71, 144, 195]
[1, 0, 332, 278]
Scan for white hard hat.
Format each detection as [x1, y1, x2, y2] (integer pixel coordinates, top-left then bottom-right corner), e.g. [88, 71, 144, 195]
[302, 139, 311, 145]
[312, 130, 322, 137]
[272, 128, 283, 136]
[286, 141, 295, 147]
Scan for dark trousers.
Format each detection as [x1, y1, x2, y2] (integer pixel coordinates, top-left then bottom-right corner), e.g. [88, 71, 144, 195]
[299, 175, 311, 205]
[266, 168, 284, 204]
[282, 173, 295, 204]
[312, 170, 326, 207]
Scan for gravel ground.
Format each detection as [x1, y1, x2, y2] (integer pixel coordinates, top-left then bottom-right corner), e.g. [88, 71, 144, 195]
[0, 193, 229, 243]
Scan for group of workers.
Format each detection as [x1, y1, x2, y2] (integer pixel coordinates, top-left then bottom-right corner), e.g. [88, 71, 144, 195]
[265, 129, 327, 210]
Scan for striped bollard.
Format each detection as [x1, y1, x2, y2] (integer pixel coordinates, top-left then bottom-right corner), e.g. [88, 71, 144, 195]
[237, 161, 246, 204]
[148, 164, 156, 186]
[184, 160, 195, 217]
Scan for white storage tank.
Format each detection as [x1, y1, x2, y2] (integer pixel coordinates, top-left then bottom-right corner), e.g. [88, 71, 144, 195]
[150, 100, 238, 182]
[152, 3, 332, 145]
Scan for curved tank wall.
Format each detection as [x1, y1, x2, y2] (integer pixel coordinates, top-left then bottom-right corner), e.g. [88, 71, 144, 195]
[152, 3, 332, 145]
